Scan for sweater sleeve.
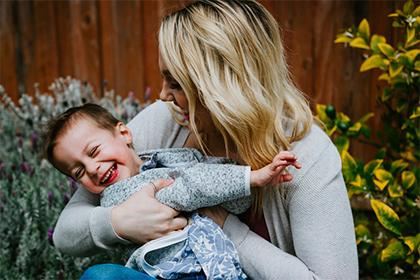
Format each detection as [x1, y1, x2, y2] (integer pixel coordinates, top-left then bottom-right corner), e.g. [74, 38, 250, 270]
[156, 164, 252, 214]
[52, 101, 183, 256]
[223, 135, 358, 279]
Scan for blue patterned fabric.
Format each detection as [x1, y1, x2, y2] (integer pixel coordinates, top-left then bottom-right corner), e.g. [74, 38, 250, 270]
[140, 213, 246, 279]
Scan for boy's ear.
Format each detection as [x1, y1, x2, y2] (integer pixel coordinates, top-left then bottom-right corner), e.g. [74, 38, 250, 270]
[116, 122, 133, 145]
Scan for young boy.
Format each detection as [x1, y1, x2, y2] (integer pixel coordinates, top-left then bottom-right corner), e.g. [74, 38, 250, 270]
[44, 103, 300, 279]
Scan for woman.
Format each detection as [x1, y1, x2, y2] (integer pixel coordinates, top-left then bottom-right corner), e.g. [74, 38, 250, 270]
[55, 0, 358, 279]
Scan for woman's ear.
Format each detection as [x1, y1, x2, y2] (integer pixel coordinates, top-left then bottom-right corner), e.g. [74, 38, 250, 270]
[115, 122, 133, 145]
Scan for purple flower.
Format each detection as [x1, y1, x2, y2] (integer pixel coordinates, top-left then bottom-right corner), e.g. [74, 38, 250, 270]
[47, 191, 54, 206]
[47, 228, 54, 245]
[68, 178, 78, 194]
[20, 162, 33, 175]
[63, 193, 70, 205]
[144, 86, 151, 101]
[30, 131, 39, 149]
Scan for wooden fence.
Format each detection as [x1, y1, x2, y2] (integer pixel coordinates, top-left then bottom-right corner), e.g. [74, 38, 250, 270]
[0, 0, 401, 159]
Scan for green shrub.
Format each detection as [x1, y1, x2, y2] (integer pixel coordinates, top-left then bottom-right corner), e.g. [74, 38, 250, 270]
[0, 77, 147, 279]
[317, 0, 419, 277]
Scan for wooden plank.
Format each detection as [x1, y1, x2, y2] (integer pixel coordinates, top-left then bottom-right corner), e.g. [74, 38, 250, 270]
[54, 0, 75, 79]
[0, 0, 18, 101]
[141, 0, 161, 101]
[69, 0, 101, 96]
[23, 0, 59, 95]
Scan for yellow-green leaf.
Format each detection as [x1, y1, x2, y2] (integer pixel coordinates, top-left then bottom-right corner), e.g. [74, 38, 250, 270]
[348, 122, 362, 133]
[388, 13, 399, 18]
[360, 55, 383, 72]
[388, 181, 404, 198]
[359, 112, 374, 123]
[409, 106, 420, 119]
[342, 150, 357, 180]
[403, 236, 417, 254]
[370, 199, 401, 235]
[378, 73, 390, 83]
[378, 43, 395, 57]
[391, 159, 409, 173]
[402, 171, 416, 189]
[316, 104, 329, 124]
[370, 34, 387, 53]
[389, 65, 404, 78]
[350, 174, 363, 187]
[404, 49, 420, 62]
[374, 168, 393, 182]
[414, 5, 420, 16]
[335, 35, 352, 44]
[406, 28, 416, 47]
[406, 39, 420, 48]
[364, 159, 383, 174]
[358, 19, 370, 40]
[355, 224, 372, 245]
[374, 179, 389, 190]
[381, 239, 408, 262]
[403, 0, 415, 14]
[350, 37, 370, 50]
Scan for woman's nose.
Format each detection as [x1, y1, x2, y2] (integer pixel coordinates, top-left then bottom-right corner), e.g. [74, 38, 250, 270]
[159, 81, 174, 101]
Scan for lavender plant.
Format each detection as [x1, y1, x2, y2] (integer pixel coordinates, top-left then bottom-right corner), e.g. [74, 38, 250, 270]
[0, 77, 149, 279]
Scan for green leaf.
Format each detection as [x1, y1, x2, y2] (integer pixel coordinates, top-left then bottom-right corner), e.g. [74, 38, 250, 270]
[359, 112, 374, 123]
[334, 136, 349, 153]
[380, 239, 408, 262]
[370, 34, 387, 53]
[370, 199, 401, 236]
[388, 181, 404, 197]
[358, 19, 370, 40]
[360, 55, 383, 72]
[389, 64, 404, 78]
[403, 0, 415, 15]
[390, 159, 409, 173]
[350, 37, 370, 50]
[409, 106, 420, 119]
[374, 179, 389, 190]
[364, 159, 383, 175]
[378, 43, 395, 57]
[402, 171, 416, 189]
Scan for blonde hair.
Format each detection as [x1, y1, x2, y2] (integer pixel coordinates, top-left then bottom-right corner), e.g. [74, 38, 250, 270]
[159, 0, 313, 215]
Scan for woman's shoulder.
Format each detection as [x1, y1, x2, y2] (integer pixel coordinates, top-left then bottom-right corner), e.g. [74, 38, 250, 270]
[127, 101, 189, 151]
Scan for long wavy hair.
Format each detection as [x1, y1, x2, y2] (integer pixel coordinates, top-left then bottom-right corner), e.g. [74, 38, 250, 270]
[159, 0, 313, 215]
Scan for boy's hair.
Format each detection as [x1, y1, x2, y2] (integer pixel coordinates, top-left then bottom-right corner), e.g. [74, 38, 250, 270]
[43, 103, 120, 166]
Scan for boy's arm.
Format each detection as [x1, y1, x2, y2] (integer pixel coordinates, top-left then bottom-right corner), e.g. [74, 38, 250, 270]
[155, 163, 252, 214]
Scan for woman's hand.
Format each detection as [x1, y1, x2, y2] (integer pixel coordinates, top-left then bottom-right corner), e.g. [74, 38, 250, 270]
[111, 179, 188, 244]
[199, 206, 229, 228]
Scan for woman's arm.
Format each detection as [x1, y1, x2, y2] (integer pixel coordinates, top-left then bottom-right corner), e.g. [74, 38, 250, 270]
[221, 142, 358, 279]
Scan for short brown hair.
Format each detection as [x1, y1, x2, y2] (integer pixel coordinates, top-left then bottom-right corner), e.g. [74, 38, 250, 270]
[43, 103, 120, 166]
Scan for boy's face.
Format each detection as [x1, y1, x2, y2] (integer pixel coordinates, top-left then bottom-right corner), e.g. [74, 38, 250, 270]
[52, 118, 141, 194]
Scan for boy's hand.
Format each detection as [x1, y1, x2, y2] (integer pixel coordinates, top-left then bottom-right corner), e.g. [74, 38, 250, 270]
[250, 151, 301, 187]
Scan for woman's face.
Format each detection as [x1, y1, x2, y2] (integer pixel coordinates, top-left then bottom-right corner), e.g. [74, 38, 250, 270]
[158, 55, 189, 120]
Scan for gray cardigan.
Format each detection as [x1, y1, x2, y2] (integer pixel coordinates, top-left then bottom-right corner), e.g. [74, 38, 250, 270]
[53, 101, 358, 279]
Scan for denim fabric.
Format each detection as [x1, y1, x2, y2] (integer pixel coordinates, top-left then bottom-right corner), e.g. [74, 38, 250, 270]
[80, 264, 156, 280]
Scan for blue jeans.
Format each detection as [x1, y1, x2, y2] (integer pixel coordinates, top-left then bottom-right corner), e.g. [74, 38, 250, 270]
[80, 264, 206, 280]
[80, 264, 155, 280]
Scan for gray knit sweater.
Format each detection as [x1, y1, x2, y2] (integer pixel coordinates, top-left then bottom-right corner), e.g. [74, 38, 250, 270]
[53, 101, 358, 279]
